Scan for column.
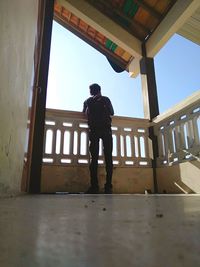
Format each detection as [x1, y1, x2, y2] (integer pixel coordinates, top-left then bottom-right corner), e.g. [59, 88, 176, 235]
[140, 52, 159, 193]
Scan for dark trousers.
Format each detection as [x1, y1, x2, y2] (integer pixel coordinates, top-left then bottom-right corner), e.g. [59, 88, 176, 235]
[89, 128, 113, 188]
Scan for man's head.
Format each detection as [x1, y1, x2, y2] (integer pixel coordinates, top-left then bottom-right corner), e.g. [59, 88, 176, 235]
[89, 83, 101, 96]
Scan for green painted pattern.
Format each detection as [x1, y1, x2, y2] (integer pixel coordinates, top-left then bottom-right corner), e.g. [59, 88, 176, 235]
[105, 39, 112, 49]
[111, 42, 117, 52]
[105, 39, 117, 52]
[123, 0, 139, 17]
[105, 1, 139, 53]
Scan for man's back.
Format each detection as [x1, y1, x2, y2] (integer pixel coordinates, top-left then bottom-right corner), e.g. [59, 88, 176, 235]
[84, 95, 114, 130]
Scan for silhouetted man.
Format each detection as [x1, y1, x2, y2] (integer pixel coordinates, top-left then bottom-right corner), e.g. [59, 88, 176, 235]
[83, 83, 114, 194]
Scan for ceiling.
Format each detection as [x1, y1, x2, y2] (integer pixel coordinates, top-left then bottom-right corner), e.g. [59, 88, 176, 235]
[54, 0, 200, 76]
[177, 5, 200, 46]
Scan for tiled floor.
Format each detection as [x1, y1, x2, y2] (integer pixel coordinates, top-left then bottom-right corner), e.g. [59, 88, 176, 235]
[0, 194, 200, 267]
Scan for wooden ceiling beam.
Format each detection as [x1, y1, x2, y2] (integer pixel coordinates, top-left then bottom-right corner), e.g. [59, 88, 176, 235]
[133, 0, 162, 20]
[57, 0, 142, 57]
[87, 0, 150, 40]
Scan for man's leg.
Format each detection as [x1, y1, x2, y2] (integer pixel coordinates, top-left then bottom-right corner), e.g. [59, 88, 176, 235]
[102, 130, 113, 193]
[88, 132, 99, 192]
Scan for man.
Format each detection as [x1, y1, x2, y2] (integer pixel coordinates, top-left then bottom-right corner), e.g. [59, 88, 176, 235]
[83, 83, 114, 194]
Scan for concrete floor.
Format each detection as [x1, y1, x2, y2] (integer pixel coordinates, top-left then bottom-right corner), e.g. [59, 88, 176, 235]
[0, 194, 200, 267]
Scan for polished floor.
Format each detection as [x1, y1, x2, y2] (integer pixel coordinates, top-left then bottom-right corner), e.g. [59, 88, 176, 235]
[0, 194, 200, 267]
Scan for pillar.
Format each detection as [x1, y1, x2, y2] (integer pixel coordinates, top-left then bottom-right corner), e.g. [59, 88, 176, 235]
[140, 57, 159, 120]
[140, 50, 159, 193]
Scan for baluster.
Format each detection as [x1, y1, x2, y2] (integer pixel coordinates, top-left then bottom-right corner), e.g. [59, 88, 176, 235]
[186, 119, 194, 149]
[157, 131, 163, 158]
[123, 133, 127, 160]
[163, 128, 170, 164]
[131, 131, 135, 162]
[60, 127, 64, 158]
[116, 129, 121, 164]
[43, 126, 47, 157]
[120, 134, 125, 166]
[144, 131, 148, 159]
[138, 135, 141, 159]
[69, 128, 73, 158]
[180, 123, 186, 149]
[174, 123, 181, 155]
[77, 129, 81, 157]
[192, 116, 200, 146]
[86, 130, 90, 156]
[52, 127, 57, 163]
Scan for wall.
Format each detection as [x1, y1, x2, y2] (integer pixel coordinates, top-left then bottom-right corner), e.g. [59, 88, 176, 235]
[41, 165, 154, 193]
[0, 0, 38, 195]
[157, 160, 200, 193]
[42, 161, 200, 194]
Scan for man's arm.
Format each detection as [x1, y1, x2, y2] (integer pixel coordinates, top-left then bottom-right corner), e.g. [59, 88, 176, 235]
[106, 97, 114, 116]
[83, 100, 87, 113]
[109, 101, 114, 116]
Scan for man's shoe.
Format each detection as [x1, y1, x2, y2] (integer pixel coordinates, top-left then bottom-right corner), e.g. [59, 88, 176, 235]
[104, 185, 113, 194]
[85, 186, 99, 194]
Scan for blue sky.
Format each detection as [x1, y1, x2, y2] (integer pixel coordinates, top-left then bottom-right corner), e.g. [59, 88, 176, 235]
[47, 21, 200, 118]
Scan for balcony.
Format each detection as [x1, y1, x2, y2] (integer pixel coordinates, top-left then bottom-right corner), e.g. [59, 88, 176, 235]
[41, 109, 153, 193]
[41, 91, 200, 194]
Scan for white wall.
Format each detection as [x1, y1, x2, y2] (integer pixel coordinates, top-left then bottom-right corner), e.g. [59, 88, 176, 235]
[157, 161, 200, 193]
[0, 0, 38, 195]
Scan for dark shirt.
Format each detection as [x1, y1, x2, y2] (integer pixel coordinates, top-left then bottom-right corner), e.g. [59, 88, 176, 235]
[83, 95, 114, 130]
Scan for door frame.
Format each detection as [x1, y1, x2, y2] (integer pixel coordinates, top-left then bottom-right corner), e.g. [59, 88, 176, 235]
[23, 0, 54, 193]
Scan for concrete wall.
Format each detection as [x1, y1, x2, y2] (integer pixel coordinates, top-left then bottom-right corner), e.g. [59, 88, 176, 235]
[41, 161, 200, 194]
[157, 160, 200, 193]
[0, 0, 38, 195]
[41, 165, 154, 193]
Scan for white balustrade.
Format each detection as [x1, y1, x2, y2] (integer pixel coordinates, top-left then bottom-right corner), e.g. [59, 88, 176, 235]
[153, 91, 200, 166]
[43, 109, 151, 167]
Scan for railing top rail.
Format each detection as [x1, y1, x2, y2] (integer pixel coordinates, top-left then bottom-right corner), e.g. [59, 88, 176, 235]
[45, 108, 150, 127]
[153, 90, 200, 124]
